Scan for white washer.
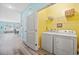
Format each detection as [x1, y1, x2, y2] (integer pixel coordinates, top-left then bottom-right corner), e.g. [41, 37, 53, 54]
[42, 32, 54, 53]
[42, 30, 77, 55]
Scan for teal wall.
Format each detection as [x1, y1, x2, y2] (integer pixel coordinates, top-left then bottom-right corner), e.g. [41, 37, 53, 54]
[0, 21, 20, 33]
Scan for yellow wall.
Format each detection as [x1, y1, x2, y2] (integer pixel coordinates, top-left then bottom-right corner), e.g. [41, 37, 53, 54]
[38, 3, 79, 49]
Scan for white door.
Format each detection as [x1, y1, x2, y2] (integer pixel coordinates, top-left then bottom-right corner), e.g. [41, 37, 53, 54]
[54, 35, 75, 55]
[26, 12, 38, 50]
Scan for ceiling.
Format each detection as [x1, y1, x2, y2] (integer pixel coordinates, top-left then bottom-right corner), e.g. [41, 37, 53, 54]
[0, 3, 28, 22]
[0, 3, 28, 13]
